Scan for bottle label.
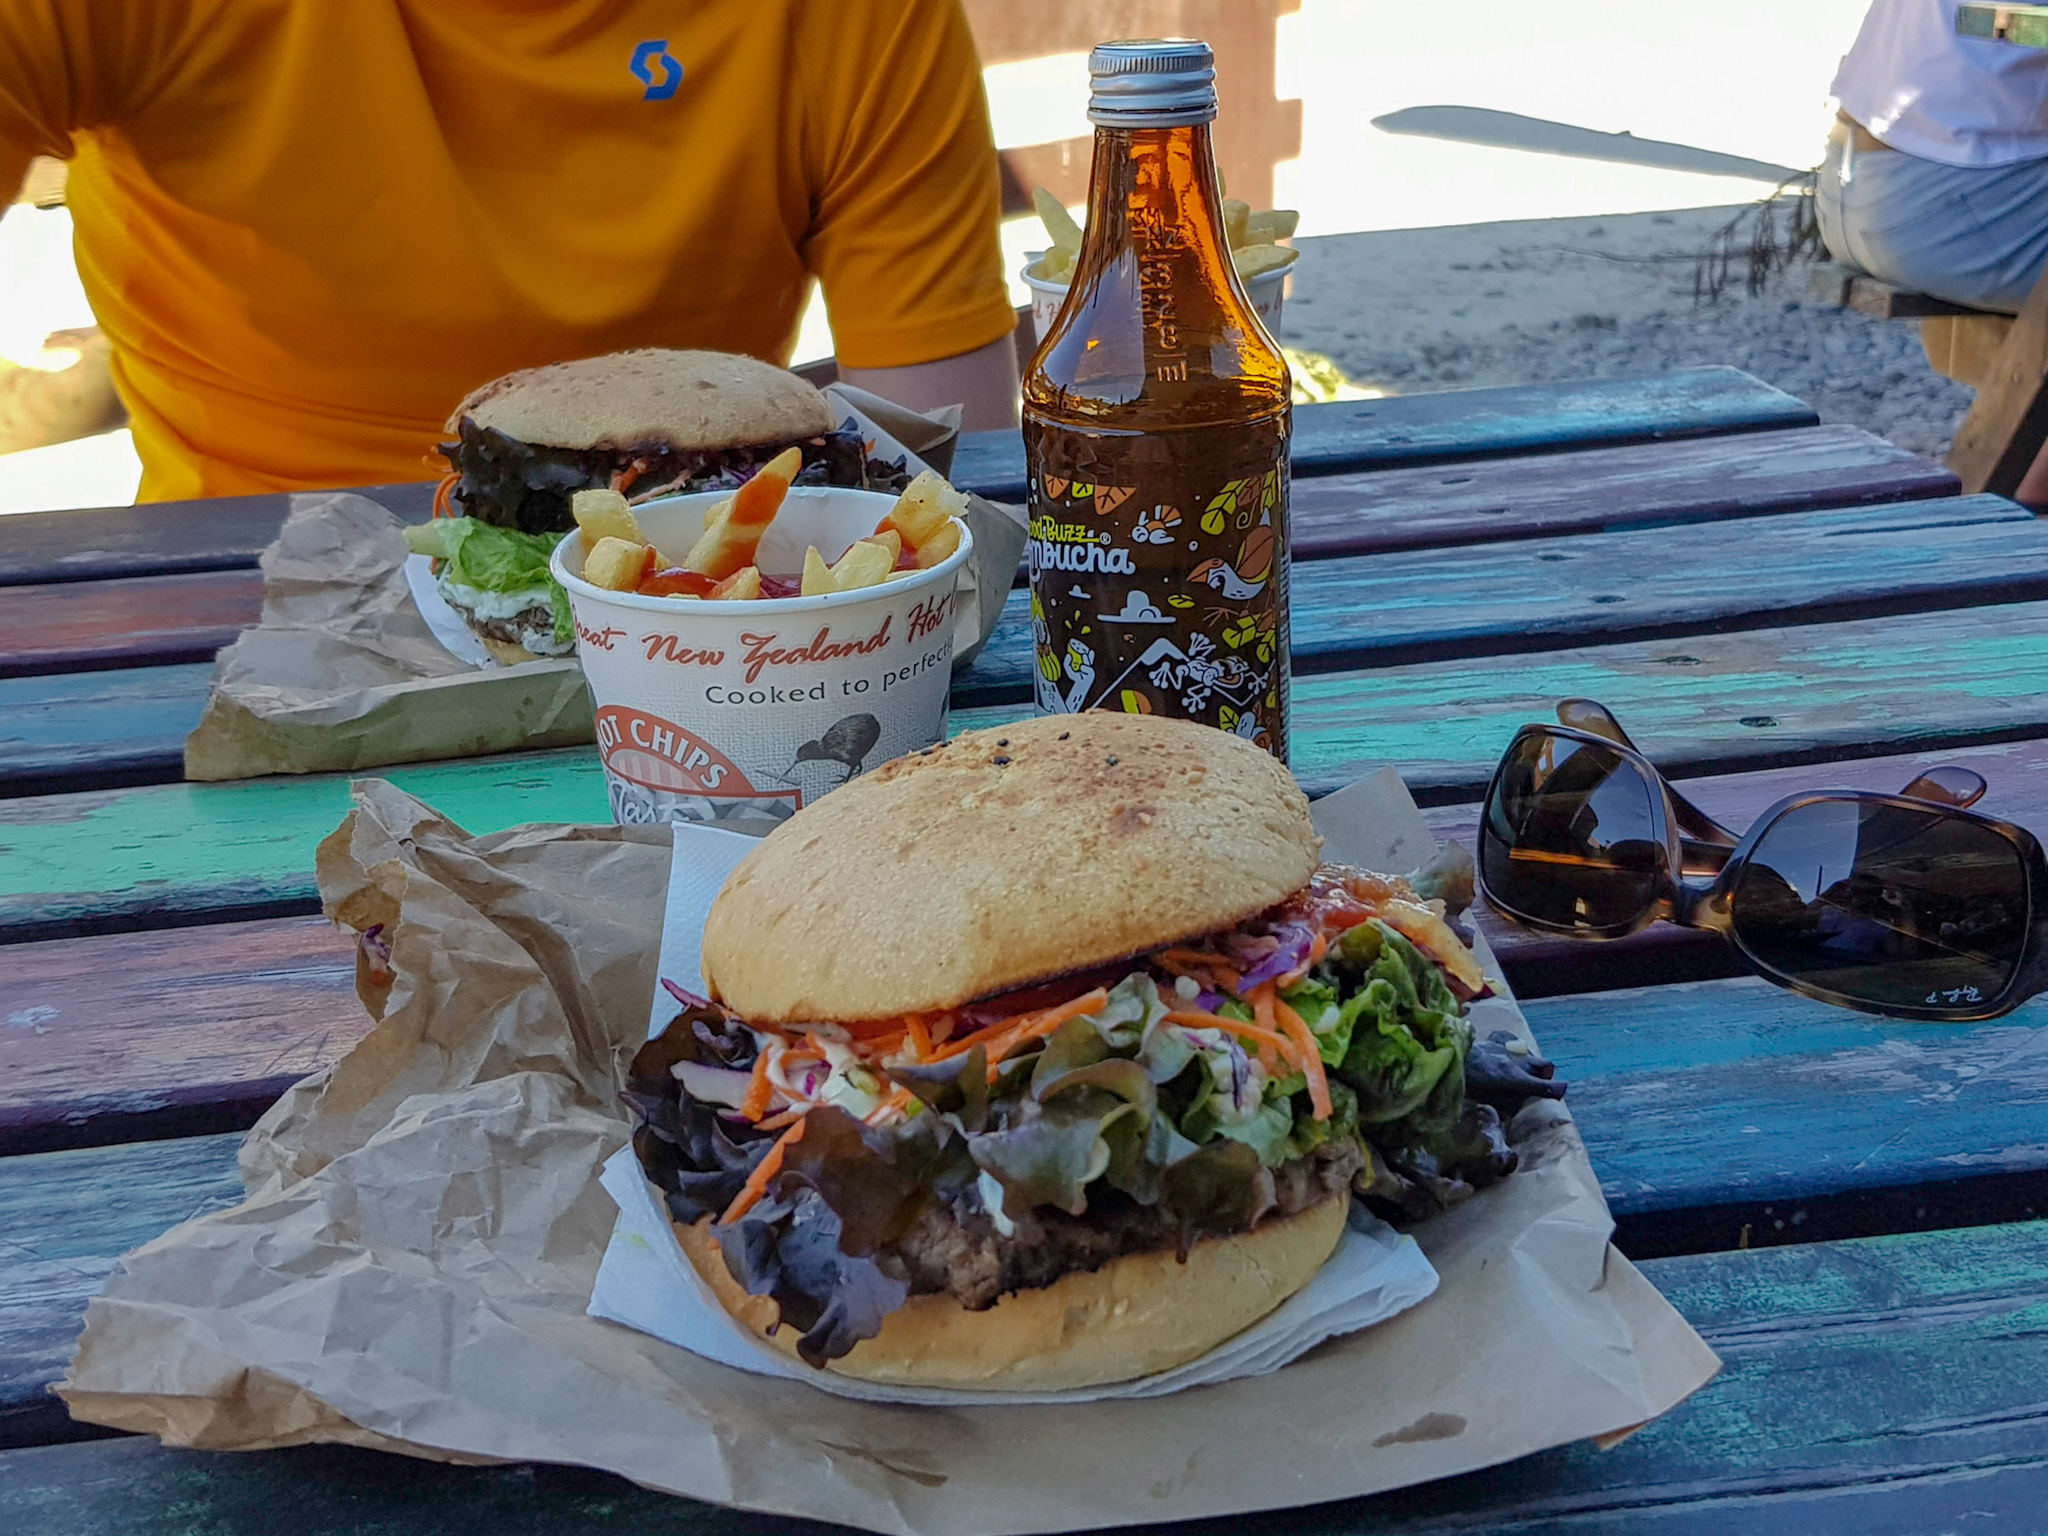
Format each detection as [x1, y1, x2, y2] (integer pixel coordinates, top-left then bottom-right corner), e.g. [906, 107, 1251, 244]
[1023, 420, 1291, 759]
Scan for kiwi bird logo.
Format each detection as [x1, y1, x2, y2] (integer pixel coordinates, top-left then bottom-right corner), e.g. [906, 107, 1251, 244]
[786, 714, 882, 782]
[1189, 525, 1276, 600]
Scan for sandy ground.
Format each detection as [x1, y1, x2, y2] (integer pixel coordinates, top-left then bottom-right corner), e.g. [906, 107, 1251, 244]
[1276, 204, 1975, 460]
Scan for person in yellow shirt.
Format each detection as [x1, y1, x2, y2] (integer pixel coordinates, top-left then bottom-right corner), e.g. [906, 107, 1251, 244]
[0, 0, 1021, 503]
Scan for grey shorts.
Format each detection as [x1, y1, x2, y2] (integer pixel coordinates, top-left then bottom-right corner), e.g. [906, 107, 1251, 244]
[1816, 134, 2048, 313]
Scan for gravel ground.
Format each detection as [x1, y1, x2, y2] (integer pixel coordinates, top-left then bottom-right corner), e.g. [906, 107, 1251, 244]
[1282, 205, 1978, 460]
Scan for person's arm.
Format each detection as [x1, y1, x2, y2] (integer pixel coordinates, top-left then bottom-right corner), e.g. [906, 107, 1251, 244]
[840, 333, 1019, 433]
[799, 1, 1019, 428]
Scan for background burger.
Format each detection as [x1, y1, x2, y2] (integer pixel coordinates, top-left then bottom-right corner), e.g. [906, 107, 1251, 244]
[405, 349, 899, 664]
[624, 714, 1565, 1391]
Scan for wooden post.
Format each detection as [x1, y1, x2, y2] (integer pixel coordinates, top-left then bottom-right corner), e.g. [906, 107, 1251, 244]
[1945, 258, 2048, 497]
[964, 1, 1302, 213]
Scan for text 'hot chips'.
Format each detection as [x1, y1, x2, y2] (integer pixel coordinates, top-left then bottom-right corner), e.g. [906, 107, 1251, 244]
[572, 470, 967, 602]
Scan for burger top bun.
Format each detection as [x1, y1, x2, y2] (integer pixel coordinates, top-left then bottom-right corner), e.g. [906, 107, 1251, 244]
[676, 1189, 1347, 1392]
[701, 714, 1321, 1024]
[445, 348, 834, 452]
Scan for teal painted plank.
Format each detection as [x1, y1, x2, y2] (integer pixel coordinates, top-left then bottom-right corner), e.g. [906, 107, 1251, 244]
[0, 751, 611, 940]
[956, 496, 2042, 706]
[9, 600, 2048, 940]
[4, 1219, 2045, 1528]
[950, 366, 1817, 500]
[958, 596, 2048, 796]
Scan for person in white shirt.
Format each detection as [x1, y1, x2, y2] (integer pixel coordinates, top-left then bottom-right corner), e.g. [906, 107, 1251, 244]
[1821, 0, 2048, 313]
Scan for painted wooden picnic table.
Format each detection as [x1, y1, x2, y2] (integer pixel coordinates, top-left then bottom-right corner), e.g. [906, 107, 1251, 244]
[4, 367, 2047, 1533]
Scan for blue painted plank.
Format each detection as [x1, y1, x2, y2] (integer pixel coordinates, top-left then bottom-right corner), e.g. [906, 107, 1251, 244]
[954, 495, 2044, 707]
[951, 366, 1817, 500]
[0, 1136, 244, 1446]
[1528, 976, 2048, 1253]
[0, 372, 1815, 587]
[0, 666, 212, 796]
[8, 963, 2048, 1445]
[4, 493, 2021, 794]
[4, 1210, 2046, 1531]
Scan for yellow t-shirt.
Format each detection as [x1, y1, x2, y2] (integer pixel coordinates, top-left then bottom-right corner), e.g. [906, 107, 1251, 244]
[0, 0, 1015, 501]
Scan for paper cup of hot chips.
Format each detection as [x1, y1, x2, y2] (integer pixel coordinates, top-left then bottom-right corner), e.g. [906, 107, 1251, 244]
[552, 483, 972, 832]
[1024, 187, 1296, 343]
[1022, 252, 1288, 342]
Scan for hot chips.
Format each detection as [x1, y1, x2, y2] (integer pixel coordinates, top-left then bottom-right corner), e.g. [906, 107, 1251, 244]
[914, 519, 962, 569]
[570, 457, 966, 603]
[711, 565, 762, 601]
[681, 444, 802, 579]
[571, 488, 644, 549]
[877, 470, 966, 550]
[585, 536, 654, 592]
[1033, 188, 1082, 283]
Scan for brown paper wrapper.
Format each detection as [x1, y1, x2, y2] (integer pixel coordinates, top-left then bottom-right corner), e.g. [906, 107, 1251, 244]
[61, 777, 1718, 1534]
[182, 391, 1026, 782]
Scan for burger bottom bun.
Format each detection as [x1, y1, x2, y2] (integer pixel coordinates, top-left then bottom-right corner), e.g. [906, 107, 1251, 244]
[674, 1193, 1349, 1392]
[478, 633, 545, 667]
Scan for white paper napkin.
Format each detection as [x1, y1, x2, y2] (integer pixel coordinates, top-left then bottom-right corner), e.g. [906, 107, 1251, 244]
[588, 819, 1441, 1405]
[402, 554, 502, 670]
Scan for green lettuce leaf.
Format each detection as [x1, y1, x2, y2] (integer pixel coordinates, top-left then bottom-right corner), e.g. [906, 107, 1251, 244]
[1329, 920, 1474, 1144]
[404, 517, 574, 643]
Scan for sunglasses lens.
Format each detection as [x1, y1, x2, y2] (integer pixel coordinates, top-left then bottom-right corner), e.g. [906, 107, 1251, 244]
[1732, 799, 2029, 1013]
[1481, 731, 1668, 931]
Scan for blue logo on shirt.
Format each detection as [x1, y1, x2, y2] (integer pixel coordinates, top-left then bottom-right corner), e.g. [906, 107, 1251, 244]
[630, 40, 683, 101]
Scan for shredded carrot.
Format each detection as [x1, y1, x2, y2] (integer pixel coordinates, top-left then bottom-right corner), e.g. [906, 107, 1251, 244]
[980, 988, 1112, 1077]
[720, 1116, 807, 1224]
[1269, 992, 1333, 1121]
[903, 1014, 933, 1062]
[928, 1012, 956, 1047]
[1162, 1009, 1289, 1073]
[1154, 948, 1244, 986]
[755, 1106, 807, 1132]
[430, 472, 459, 520]
[864, 1085, 917, 1126]
[927, 987, 1108, 1067]
[740, 1047, 775, 1122]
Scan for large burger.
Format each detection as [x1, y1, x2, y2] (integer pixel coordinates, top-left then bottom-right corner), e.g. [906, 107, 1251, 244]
[406, 349, 897, 664]
[624, 714, 1563, 1391]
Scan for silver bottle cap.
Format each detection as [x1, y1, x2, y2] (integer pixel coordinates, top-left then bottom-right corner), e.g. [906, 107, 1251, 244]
[1087, 39, 1217, 127]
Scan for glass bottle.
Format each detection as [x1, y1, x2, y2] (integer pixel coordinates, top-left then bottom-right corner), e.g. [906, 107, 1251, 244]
[1022, 38, 1292, 758]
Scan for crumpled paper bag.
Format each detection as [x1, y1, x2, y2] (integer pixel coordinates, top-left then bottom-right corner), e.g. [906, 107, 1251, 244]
[60, 773, 1719, 1536]
[181, 494, 598, 782]
[183, 387, 1027, 782]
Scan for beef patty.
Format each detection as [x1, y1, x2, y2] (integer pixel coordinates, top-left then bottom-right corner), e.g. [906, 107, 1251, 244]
[887, 1139, 1363, 1311]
